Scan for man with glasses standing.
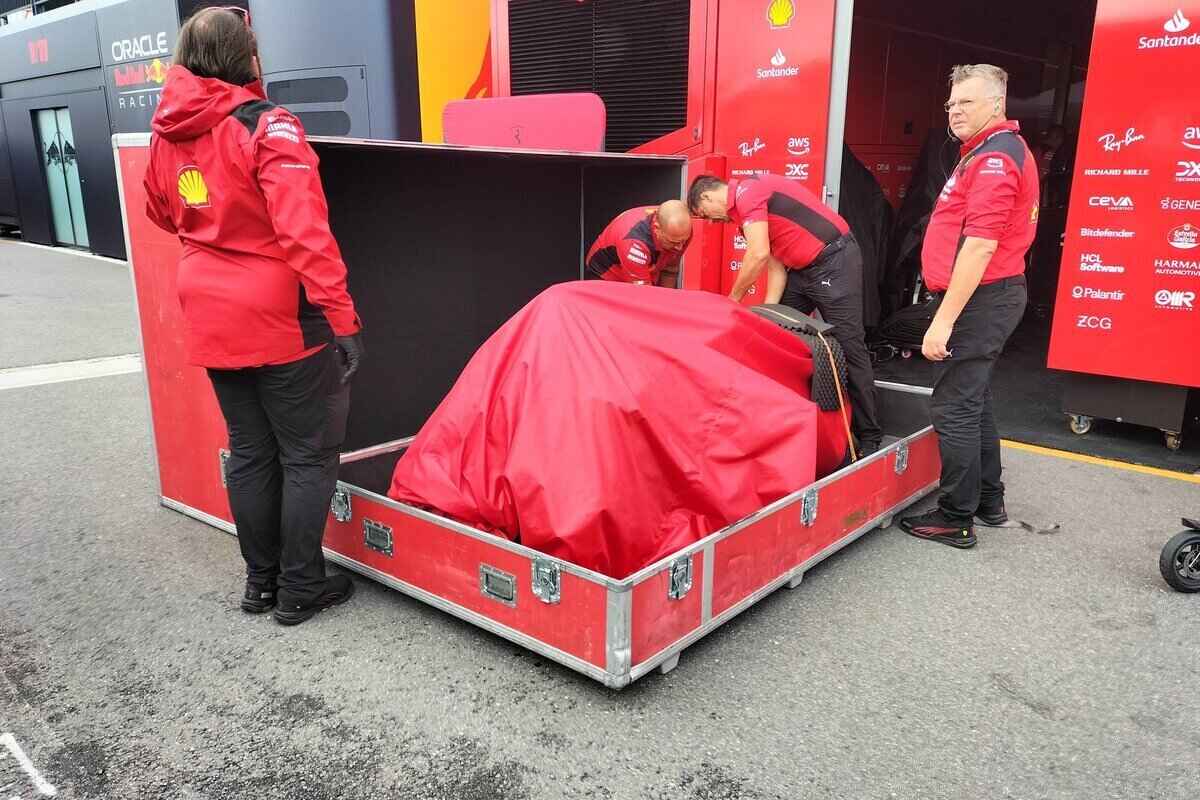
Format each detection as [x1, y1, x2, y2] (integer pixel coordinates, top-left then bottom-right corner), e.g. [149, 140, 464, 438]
[585, 201, 693, 287]
[900, 64, 1037, 549]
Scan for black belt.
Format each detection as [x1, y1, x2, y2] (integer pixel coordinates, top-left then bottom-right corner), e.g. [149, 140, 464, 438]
[932, 274, 1026, 297]
[811, 232, 854, 265]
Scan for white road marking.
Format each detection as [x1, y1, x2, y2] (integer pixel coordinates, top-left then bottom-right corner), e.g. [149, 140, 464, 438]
[0, 239, 126, 266]
[0, 734, 56, 796]
[0, 354, 142, 391]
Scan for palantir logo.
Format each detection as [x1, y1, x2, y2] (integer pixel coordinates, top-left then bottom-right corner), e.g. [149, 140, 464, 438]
[1165, 9, 1190, 33]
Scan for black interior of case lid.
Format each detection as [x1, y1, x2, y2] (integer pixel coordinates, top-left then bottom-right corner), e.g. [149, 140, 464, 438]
[315, 143, 682, 454]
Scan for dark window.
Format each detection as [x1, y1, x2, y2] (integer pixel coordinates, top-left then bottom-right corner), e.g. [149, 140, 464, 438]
[508, 0, 690, 152]
[267, 76, 350, 106]
[294, 111, 352, 137]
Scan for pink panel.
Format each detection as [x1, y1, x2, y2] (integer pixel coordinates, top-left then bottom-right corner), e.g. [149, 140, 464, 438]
[443, 93, 606, 151]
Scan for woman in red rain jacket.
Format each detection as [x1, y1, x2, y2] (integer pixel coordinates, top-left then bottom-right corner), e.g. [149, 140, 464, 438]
[144, 7, 361, 625]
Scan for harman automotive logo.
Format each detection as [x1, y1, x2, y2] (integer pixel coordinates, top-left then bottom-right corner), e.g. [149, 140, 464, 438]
[757, 49, 800, 79]
[738, 137, 766, 157]
[1161, 197, 1200, 211]
[1168, 223, 1199, 249]
[786, 136, 811, 156]
[1076, 315, 1113, 330]
[1088, 195, 1134, 211]
[785, 163, 809, 180]
[1155, 289, 1195, 309]
[1079, 253, 1125, 273]
[1098, 128, 1145, 152]
[1080, 227, 1135, 238]
[1072, 286, 1125, 301]
[1139, 10, 1200, 49]
[1155, 258, 1200, 276]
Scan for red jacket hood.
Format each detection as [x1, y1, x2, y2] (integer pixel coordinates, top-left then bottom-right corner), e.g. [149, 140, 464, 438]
[152, 65, 266, 142]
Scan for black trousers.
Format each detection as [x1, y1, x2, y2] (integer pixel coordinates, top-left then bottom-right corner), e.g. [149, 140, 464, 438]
[929, 276, 1027, 520]
[780, 235, 883, 446]
[208, 345, 350, 605]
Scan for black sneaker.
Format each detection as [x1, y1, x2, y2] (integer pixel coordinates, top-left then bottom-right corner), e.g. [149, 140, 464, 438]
[273, 575, 356, 626]
[976, 498, 1008, 527]
[900, 509, 976, 549]
[858, 438, 883, 457]
[241, 582, 277, 614]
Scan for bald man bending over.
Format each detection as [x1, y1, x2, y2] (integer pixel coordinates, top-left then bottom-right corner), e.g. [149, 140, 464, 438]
[585, 200, 693, 287]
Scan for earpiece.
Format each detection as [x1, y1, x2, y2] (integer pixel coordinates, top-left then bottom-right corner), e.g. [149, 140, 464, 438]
[994, 100, 1001, 115]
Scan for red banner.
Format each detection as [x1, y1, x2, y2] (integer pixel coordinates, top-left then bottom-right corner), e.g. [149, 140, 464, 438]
[1047, 1, 1200, 386]
[710, 0, 836, 303]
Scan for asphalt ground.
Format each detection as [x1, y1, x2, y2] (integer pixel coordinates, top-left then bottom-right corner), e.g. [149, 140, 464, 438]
[2, 243, 1199, 800]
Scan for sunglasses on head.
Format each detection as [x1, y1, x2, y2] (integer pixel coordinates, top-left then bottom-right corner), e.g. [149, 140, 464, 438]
[203, 5, 251, 26]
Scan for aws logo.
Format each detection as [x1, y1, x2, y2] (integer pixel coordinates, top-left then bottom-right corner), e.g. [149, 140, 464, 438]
[177, 166, 210, 208]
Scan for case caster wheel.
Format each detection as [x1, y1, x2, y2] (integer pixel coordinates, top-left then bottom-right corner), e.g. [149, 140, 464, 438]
[1159, 529, 1200, 592]
[1068, 414, 1092, 435]
[900, 348, 913, 359]
[1163, 431, 1183, 451]
[785, 571, 804, 589]
[658, 653, 680, 675]
[877, 514, 894, 530]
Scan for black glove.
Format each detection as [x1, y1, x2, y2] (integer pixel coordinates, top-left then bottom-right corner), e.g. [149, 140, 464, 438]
[334, 333, 365, 385]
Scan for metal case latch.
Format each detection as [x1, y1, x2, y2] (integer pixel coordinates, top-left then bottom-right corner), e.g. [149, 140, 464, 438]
[667, 555, 693, 600]
[480, 565, 517, 607]
[800, 487, 819, 527]
[218, 448, 231, 487]
[894, 441, 910, 475]
[363, 518, 393, 557]
[330, 489, 352, 523]
[531, 558, 561, 605]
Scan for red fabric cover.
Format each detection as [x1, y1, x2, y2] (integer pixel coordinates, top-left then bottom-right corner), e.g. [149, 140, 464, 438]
[388, 282, 850, 578]
[442, 93, 606, 151]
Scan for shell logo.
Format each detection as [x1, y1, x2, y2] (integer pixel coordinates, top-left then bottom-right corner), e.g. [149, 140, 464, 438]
[767, 0, 794, 29]
[178, 167, 210, 208]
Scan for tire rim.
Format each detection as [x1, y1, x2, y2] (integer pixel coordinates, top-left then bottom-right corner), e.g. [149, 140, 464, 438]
[1176, 542, 1200, 581]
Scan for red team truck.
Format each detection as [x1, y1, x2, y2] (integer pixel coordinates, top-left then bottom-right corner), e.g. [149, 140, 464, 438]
[116, 0, 1197, 686]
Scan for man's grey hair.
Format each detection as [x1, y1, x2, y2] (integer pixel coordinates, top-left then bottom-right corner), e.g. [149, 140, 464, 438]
[949, 64, 1008, 97]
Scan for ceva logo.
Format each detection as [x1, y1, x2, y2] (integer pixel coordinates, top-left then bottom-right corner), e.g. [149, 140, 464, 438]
[1165, 9, 1190, 33]
[1089, 195, 1134, 210]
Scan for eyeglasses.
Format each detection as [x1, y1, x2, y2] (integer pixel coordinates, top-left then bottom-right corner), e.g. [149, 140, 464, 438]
[944, 96, 998, 113]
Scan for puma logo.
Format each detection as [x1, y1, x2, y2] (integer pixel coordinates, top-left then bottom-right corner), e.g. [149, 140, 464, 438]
[820, 279, 832, 287]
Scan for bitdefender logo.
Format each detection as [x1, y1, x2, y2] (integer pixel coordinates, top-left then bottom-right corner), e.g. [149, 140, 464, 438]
[1155, 289, 1195, 309]
[1139, 9, 1200, 49]
[1072, 286, 1125, 301]
[757, 49, 800, 79]
[1080, 227, 1135, 238]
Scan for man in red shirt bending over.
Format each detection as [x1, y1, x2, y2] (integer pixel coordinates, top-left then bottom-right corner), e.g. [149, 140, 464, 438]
[688, 174, 882, 454]
[586, 200, 692, 287]
[901, 64, 1038, 549]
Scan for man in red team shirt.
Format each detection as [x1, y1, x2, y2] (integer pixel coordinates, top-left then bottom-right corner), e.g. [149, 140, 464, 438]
[900, 64, 1037, 549]
[586, 200, 693, 286]
[688, 174, 882, 454]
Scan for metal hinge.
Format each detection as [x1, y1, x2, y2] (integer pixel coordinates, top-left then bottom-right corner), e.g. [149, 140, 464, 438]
[800, 487, 819, 527]
[894, 441, 910, 475]
[363, 518, 393, 557]
[330, 489, 352, 523]
[480, 564, 517, 607]
[218, 448, 230, 487]
[667, 555, 693, 600]
[531, 558, 561, 605]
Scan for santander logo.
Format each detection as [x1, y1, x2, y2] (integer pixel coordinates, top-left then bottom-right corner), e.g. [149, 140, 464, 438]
[1165, 9, 1190, 33]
